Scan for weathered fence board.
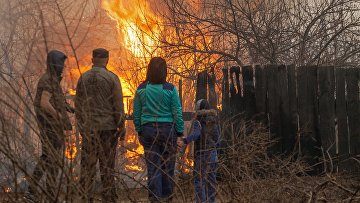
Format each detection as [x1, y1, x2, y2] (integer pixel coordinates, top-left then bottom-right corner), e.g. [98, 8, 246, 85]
[222, 68, 230, 114]
[255, 65, 267, 115]
[297, 67, 322, 174]
[287, 65, 298, 154]
[243, 66, 256, 119]
[222, 65, 360, 174]
[267, 65, 282, 154]
[278, 65, 292, 154]
[234, 66, 241, 98]
[346, 68, 360, 156]
[318, 66, 336, 171]
[229, 66, 240, 113]
[335, 68, 349, 168]
[196, 70, 208, 101]
[208, 68, 217, 109]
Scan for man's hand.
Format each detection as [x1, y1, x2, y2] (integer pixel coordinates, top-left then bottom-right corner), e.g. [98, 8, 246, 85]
[40, 91, 59, 118]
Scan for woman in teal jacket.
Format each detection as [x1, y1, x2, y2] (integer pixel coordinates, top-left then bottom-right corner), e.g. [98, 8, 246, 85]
[133, 57, 184, 202]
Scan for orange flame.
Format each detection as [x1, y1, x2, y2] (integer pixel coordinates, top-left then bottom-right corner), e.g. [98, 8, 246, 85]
[125, 164, 144, 171]
[68, 88, 76, 96]
[100, 0, 211, 173]
[101, 0, 220, 112]
[124, 129, 145, 172]
[65, 143, 77, 160]
[183, 145, 194, 173]
[102, 0, 162, 59]
[3, 187, 11, 193]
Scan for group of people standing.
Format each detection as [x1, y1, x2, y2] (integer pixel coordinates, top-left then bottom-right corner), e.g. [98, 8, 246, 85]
[26, 48, 220, 203]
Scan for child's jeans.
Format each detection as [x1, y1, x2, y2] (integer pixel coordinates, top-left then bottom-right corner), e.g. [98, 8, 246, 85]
[139, 122, 177, 201]
[194, 150, 217, 203]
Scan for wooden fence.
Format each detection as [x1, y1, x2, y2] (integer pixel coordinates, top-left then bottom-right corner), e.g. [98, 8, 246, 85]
[221, 65, 360, 174]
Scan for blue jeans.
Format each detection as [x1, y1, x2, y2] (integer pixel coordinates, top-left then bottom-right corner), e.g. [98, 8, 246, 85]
[194, 150, 217, 203]
[139, 122, 177, 201]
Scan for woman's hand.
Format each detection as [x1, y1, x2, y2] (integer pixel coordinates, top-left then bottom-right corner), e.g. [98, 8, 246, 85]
[177, 137, 184, 148]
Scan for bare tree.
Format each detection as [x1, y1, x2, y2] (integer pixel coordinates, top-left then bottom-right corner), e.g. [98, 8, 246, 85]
[156, 0, 360, 67]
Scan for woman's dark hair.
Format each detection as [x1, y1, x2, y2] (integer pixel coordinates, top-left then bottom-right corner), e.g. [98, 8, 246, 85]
[146, 57, 167, 84]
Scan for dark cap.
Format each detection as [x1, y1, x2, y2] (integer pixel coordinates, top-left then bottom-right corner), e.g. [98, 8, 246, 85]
[92, 48, 109, 58]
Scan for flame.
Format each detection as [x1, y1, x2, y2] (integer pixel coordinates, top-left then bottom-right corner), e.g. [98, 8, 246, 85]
[3, 187, 11, 193]
[125, 164, 144, 171]
[124, 129, 145, 172]
[72, 0, 159, 172]
[101, 0, 220, 113]
[63, 0, 217, 174]
[68, 88, 76, 96]
[181, 144, 194, 173]
[65, 143, 77, 160]
[102, 0, 162, 59]
[184, 145, 194, 173]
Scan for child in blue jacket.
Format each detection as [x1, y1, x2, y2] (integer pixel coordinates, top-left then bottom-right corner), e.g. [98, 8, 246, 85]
[178, 99, 220, 203]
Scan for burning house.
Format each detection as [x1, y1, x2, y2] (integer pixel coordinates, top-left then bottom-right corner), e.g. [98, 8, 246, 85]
[0, 0, 205, 197]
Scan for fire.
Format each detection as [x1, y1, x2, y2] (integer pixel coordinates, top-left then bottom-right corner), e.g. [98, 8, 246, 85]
[125, 134, 144, 158]
[102, 0, 202, 173]
[184, 145, 194, 173]
[3, 187, 11, 193]
[65, 143, 77, 160]
[102, 0, 162, 59]
[101, 0, 220, 111]
[68, 88, 76, 96]
[63, 0, 160, 172]
[125, 164, 144, 171]
[124, 127, 145, 172]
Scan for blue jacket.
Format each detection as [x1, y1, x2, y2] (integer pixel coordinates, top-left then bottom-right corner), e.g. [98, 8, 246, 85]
[184, 109, 220, 151]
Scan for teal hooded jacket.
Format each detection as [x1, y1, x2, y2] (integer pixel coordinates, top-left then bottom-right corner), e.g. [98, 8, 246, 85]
[133, 82, 184, 136]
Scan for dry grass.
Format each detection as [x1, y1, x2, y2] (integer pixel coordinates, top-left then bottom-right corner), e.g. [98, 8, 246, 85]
[1, 103, 360, 202]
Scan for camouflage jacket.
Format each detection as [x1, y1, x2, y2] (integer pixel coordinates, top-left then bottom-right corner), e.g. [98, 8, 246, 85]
[75, 66, 125, 133]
